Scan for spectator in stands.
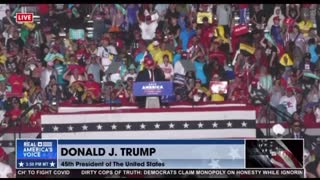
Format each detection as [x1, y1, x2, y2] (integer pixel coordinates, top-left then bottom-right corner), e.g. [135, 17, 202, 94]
[260, 37, 279, 79]
[96, 37, 118, 73]
[1, 9, 15, 31]
[306, 155, 320, 178]
[192, 51, 207, 85]
[303, 103, 317, 126]
[40, 61, 57, 89]
[82, 73, 101, 103]
[138, 15, 159, 41]
[86, 54, 104, 83]
[271, 16, 284, 47]
[3, 97, 22, 127]
[124, 64, 137, 81]
[267, 6, 285, 30]
[188, 79, 209, 103]
[0, 75, 6, 110]
[298, 13, 314, 37]
[250, 4, 267, 30]
[0, 147, 13, 178]
[154, 42, 173, 65]
[159, 54, 174, 81]
[286, 4, 300, 20]
[284, 120, 314, 150]
[7, 70, 24, 96]
[277, 87, 297, 123]
[209, 74, 226, 102]
[29, 105, 41, 127]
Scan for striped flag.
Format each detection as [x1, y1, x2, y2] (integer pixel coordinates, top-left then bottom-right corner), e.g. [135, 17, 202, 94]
[41, 107, 257, 140]
[257, 140, 302, 168]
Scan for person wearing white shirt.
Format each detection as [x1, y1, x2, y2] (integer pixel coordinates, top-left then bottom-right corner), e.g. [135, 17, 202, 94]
[315, 106, 320, 123]
[0, 147, 13, 178]
[216, 4, 232, 28]
[40, 62, 57, 89]
[159, 55, 174, 81]
[0, 5, 10, 28]
[138, 15, 159, 41]
[155, 4, 168, 22]
[0, 162, 12, 178]
[277, 87, 297, 122]
[96, 37, 118, 73]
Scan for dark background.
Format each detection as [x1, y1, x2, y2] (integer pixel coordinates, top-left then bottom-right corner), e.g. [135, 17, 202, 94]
[245, 139, 303, 168]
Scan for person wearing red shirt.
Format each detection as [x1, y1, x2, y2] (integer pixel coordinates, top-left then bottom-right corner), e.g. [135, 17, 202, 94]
[75, 40, 90, 64]
[200, 17, 215, 54]
[115, 85, 129, 104]
[209, 40, 227, 65]
[303, 104, 316, 127]
[37, 4, 50, 16]
[29, 105, 41, 127]
[4, 98, 22, 126]
[83, 74, 101, 102]
[7, 72, 25, 97]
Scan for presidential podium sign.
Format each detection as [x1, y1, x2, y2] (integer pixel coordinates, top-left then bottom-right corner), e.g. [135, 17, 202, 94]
[133, 81, 173, 97]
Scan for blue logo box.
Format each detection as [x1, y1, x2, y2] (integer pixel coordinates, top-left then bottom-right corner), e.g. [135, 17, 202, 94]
[16, 139, 58, 169]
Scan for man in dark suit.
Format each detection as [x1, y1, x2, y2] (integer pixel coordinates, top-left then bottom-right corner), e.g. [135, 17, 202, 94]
[283, 120, 314, 150]
[136, 56, 165, 82]
[135, 56, 165, 107]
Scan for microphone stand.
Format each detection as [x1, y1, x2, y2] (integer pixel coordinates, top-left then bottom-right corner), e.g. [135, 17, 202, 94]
[109, 86, 113, 111]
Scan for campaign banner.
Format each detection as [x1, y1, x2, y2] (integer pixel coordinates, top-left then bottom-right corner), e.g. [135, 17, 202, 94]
[16, 139, 245, 170]
[133, 81, 173, 97]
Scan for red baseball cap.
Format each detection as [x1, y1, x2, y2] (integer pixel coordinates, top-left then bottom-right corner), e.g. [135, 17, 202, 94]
[144, 57, 154, 67]
[286, 87, 294, 92]
[273, 16, 280, 22]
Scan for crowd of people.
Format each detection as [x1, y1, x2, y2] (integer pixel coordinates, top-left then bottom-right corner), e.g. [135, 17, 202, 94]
[0, 4, 320, 177]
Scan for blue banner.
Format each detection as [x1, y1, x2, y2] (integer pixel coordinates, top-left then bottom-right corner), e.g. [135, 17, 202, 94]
[15, 139, 246, 169]
[57, 139, 245, 169]
[133, 81, 173, 96]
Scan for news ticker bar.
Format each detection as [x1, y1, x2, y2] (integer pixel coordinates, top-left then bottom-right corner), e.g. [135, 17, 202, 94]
[16, 169, 305, 178]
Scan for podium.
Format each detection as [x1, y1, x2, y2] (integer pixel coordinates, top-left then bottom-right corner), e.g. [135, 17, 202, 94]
[133, 81, 173, 108]
[145, 97, 161, 108]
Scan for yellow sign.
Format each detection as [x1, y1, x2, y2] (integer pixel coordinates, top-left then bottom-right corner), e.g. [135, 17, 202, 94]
[239, 43, 256, 55]
[280, 53, 294, 66]
[197, 12, 213, 24]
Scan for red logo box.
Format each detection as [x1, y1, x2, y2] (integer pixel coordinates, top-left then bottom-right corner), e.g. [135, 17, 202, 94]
[16, 13, 33, 23]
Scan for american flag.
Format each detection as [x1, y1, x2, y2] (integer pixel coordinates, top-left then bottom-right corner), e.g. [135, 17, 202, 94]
[257, 140, 302, 168]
